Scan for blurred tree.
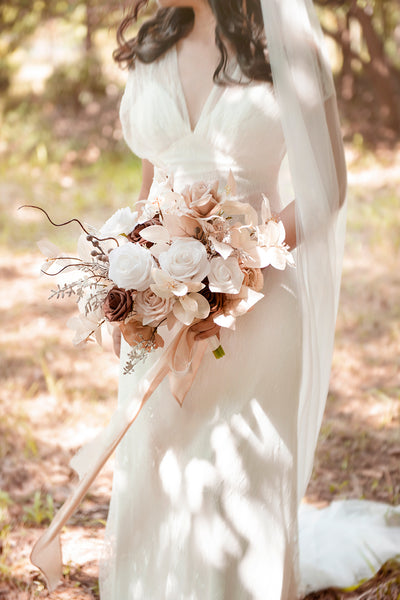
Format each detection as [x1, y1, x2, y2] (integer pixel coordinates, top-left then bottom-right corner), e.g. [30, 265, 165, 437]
[0, 1, 122, 78]
[316, 0, 400, 132]
[1, 1, 399, 137]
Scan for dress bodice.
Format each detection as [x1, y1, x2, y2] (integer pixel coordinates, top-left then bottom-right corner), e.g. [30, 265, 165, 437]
[120, 46, 286, 212]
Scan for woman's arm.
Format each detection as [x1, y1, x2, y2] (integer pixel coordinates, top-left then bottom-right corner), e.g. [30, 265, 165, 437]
[139, 159, 154, 200]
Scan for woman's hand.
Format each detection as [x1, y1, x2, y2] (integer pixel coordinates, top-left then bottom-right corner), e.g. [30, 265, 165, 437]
[190, 314, 221, 341]
[112, 326, 122, 358]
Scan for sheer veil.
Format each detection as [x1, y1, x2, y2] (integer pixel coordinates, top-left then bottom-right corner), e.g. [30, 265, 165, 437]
[260, 0, 347, 500]
[262, 1, 400, 593]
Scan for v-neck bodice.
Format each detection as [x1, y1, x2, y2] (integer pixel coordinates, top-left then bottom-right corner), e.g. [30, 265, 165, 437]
[173, 45, 223, 134]
[119, 47, 286, 212]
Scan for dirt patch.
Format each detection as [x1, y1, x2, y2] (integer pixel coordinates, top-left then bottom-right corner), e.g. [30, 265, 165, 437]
[0, 150, 399, 598]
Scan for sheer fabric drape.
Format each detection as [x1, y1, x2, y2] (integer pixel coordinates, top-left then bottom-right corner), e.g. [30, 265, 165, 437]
[260, 0, 347, 499]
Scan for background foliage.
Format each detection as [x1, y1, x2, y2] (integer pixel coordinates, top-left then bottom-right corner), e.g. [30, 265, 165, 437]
[0, 1, 399, 598]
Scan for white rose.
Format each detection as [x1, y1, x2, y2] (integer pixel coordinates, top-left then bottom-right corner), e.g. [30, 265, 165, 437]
[100, 207, 138, 237]
[134, 289, 174, 326]
[208, 256, 244, 294]
[159, 238, 210, 283]
[108, 244, 154, 291]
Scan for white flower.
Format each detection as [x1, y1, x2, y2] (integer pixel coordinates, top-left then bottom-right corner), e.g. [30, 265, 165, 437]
[147, 169, 174, 203]
[67, 313, 102, 346]
[137, 171, 182, 223]
[208, 256, 244, 294]
[134, 289, 174, 326]
[260, 220, 295, 270]
[150, 268, 204, 299]
[258, 219, 286, 247]
[261, 194, 272, 224]
[159, 238, 210, 283]
[100, 207, 138, 237]
[108, 244, 154, 290]
[242, 220, 294, 270]
[158, 191, 188, 214]
[173, 292, 210, 326]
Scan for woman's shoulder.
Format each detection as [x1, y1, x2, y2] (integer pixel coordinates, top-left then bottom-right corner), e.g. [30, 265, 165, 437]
[121, 47, 176, 107]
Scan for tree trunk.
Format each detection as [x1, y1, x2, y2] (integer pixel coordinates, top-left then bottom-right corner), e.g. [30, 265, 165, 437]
[350, 0, 400, 131]
[85, 0, 95, 54]
[340, 12, 354, 101]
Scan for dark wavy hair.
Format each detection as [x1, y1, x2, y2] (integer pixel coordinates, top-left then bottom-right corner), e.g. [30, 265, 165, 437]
[114, 0, 272, 84]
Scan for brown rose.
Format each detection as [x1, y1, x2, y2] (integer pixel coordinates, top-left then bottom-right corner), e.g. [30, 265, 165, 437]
[127, 215, 161, 248]
[104, 286, 134, 322]
[240, 265, 264, 292]
[199, 286, 225, 316]
[119, 320, 164, 349]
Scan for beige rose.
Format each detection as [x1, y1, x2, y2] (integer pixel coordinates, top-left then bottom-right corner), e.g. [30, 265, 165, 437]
[182, 181, 221, 218]
[134, 289, 174, 326]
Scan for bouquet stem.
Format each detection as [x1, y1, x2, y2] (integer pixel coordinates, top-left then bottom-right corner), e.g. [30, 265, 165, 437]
[208, 335, 225, 359]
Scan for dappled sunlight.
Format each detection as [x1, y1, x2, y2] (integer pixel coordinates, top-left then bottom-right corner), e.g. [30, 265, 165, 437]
[0, 3, 399, 595]
[116, 400, 296, 599]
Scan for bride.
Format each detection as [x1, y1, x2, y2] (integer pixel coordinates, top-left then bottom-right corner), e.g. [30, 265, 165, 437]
[106, 0, 342, 598]
[31, 0, 400, 598]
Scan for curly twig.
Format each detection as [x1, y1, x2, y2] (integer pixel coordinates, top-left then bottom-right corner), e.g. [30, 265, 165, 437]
[18, 205, 119, 246]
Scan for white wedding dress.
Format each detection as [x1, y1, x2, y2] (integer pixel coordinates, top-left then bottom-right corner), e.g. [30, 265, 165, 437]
[99, 47, 400, 600]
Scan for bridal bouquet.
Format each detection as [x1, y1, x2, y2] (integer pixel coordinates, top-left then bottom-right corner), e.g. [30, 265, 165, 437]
[30, 173, 294, 588]
[35, 172, 293, 374]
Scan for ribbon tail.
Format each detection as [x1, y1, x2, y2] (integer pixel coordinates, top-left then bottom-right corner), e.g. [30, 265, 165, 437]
[31, 323, 207, 588]
[30, 532, 62, 591]
[30, 357, 170, 588]
[169, 339, 208, 405]
[30, 394, 147, 590]
[31, 327, 206, 590]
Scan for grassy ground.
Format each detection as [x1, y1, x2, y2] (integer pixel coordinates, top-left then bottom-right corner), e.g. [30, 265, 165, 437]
[0, 91, 399, 597]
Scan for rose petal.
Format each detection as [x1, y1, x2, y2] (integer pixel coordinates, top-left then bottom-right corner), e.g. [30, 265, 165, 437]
[139, 225, 171, 244]
[191, 292, 210, 319]
[162, 213, 199, 238]
[265, 247, 292, 270]
[150, 242, 171, 259]
[37, 238, 62, 258]
[214, 313, 236, 329]
[209, 235, 233, 260]
[241, 247, 269, 268]
[226, 170, 237, 196]
[261, 194, 272, 223]
[186, 281, 205, 293]
[229, 286, 264, 317]
[179, 294, 199, 313]
[220, 200, 258, 227]
[173, 298, 195, 325]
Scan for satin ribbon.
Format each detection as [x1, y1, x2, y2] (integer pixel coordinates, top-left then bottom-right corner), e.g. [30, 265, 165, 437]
[31, 324, 208, 590]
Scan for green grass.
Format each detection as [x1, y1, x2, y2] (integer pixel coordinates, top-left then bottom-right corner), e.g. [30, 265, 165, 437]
[346, 186, 400, 253]
[23, 491, 54, 527]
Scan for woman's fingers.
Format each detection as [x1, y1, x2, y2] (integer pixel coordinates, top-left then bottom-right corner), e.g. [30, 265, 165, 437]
[191, 317, 214, 333]
[193, 322, 221, 341]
